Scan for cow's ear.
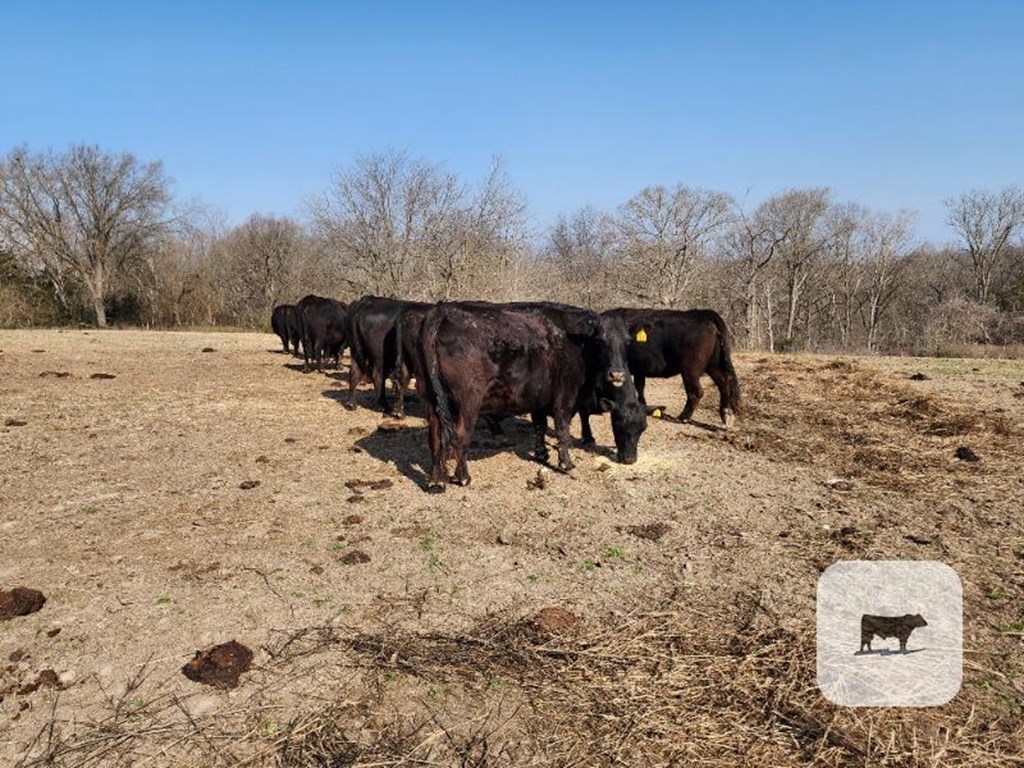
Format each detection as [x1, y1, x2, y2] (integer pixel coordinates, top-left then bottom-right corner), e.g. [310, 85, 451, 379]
[599, 397, 616, 413]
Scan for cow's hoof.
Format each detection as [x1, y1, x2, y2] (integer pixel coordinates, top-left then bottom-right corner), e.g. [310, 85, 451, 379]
[722, 410, 736, 429]
[343, 403, 357, 411]
[390, 412, 405, 421]
[580, 436, 595, 446]
[426, 483, 446, 494]
[557, 461, 575, 473]
[451, 476, 471, 487]
[535, 451, 550, 464]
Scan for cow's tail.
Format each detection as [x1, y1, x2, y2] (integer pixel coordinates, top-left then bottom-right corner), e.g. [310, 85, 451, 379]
[347, 305, 369, 379]
[421, 307, 456, 451]
[711, 311, 743, 418]
[393, 312, 408, 382]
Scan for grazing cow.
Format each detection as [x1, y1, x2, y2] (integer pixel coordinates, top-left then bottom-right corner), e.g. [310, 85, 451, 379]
[418, 302, 646, 492]
[860, 614, 928, 653]
[604, 308, 741, 426]
[296, 295, 348, 372]
[271, 304, 293, 353]
[399, 301, 645, 454]
[504, 302, 648, 464]
[346, 296, 431, 416]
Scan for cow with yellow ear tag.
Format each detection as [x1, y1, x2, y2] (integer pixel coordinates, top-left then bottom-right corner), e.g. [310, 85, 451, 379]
[602, 307, 742, 427]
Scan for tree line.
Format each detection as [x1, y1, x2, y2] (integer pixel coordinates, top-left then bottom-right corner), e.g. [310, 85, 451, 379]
[1, 143, 1022, 355]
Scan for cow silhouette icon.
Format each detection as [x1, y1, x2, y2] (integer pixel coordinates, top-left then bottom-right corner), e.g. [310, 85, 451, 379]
[859, 613, 928, 654]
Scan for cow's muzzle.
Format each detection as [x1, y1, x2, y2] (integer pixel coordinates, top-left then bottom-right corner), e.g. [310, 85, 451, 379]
[607, 370, 627, 388]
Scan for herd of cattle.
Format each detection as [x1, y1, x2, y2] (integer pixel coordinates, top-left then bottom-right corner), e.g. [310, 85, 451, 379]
[271, 296, 743, 492]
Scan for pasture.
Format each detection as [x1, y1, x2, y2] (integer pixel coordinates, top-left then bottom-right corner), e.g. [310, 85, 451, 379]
[1, 329, 1022, 766]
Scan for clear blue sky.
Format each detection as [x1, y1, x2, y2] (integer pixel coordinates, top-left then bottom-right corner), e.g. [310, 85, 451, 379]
[3, 1, 1022, 244]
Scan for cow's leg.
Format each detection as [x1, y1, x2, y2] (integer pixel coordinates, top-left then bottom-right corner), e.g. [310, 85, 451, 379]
[452, 409, 478, 487]
[370, 340, 391, 414]
[315, 340, 326, 373]
[391, 366, 409, 419]
[426, 411, 446, 493]
[302, 334, 312, 372]
[553, 405, 575, 472]
[635, 373, 647, 405]
[707, 368, 735, 427]
[679, 372, 704, 422]
[579, 407, 595, 445]
[345, 360, 363, 410]
[532, 411, 550, 464]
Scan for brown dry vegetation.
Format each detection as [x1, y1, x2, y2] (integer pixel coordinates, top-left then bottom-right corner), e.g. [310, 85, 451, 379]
[0, 330, 1022, 767]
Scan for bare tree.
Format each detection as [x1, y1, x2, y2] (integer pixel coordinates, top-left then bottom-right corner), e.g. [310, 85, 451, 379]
[859, 211, 915, 351]
[611, 185, 734, 307]
[760, 188, 833, 344]
[723, 201, 792, 347]
[945, 186, 1024, 304]
[547, 206, 614, 308]
[423, 157, 528, 300]
[309, 151, 527, 301]
[0, 144, 172, 326]
[218, 214, 307, 325]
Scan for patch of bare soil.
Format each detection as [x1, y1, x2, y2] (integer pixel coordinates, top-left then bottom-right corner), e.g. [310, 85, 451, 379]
[0, 332, 1021, 766]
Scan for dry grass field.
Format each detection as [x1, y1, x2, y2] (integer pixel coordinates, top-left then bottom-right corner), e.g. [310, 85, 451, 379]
[1, 329, 1022, 767]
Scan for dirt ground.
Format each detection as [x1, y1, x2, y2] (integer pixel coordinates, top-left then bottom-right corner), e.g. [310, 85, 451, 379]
[0, 329, 1022, 766]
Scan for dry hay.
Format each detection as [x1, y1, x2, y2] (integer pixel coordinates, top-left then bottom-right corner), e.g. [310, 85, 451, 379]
[18, 589, 1023, 767]
[730, 357, 1022, 495]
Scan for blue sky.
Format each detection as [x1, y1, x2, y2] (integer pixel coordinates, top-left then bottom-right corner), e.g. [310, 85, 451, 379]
[3, 1, 1022, 244]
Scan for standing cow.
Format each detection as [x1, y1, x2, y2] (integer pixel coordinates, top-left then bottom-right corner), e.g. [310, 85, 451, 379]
[417, 302, 646, 492]
[504, 302, 648, 463]
[271, 304, 294, 353]
[346, 296, 431, 416]
[296, 294, 348, 372]
[604, 308, 742, 426]
[860, 614, 928, 653]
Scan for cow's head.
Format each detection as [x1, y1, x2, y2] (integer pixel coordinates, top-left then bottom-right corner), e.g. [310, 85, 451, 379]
[910, 614, 928, 628]
[596, 315, 632, 388]
[600, 384, 648, 464]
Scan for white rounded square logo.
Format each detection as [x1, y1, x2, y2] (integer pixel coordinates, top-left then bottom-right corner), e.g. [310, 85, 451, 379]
[817, 561, 962, 707]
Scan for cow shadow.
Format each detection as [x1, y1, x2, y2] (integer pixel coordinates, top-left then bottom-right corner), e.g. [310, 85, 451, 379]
[651, 411, 724, 433]
[350, 415, 547, 491]
[854, 648, 926, 657]
[320, 387, 428, 417]
[686, 418, 726, 433]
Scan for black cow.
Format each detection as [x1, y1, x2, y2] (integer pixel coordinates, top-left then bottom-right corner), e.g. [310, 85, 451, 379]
[398, 301, 646, 456]
[417, 302, 646, 492]
[296, 294, 348, 372]
[604, 308, 742, 426]
[271, 304, 293, 353]
[504, 302, 648, 463]
[860, 614, 928, 653]
[346, 296, 431, 416]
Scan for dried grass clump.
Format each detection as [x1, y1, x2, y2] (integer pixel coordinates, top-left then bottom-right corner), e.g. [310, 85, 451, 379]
[18, 593, 1023, 767]
[733, 356, 1022, 495]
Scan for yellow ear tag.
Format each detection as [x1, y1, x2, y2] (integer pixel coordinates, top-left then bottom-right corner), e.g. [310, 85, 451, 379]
[635, 329, 648, 343]
[652, 408, 662, 418]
